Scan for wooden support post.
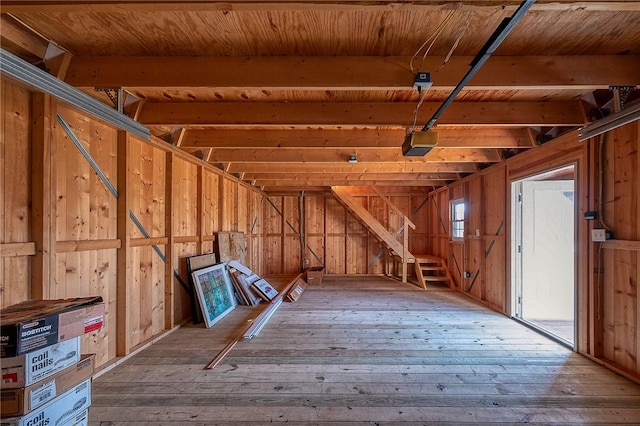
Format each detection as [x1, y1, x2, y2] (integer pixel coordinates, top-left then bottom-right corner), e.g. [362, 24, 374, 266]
[116, 131, 132, 356]
[402, 215, 409, 283]
[165, 152, 175, 330]
[218, 175, 226, 231]
[197, 165, 204, 254]
[30, 93, 54, 300]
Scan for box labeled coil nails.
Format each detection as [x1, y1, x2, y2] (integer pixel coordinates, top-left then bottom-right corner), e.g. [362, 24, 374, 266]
[0, 378, 91, 426]
[1, 354, 94, 417]
[1, 336, 81, 389]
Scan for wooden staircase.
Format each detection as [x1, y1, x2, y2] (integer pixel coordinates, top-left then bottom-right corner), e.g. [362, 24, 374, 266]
[331, 186, 415, 282]
[414, 255, 453, 289]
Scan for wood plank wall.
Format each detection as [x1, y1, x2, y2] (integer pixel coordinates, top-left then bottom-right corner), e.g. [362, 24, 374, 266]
[262, 191, 431, 276]
[0, 79, 264, 368]
[424, 126, 640, 381]
[599, 121, 640, 377]
[0, 80, 31, 308]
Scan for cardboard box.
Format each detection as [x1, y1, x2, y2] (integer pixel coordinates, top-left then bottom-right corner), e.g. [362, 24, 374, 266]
[305, 267, 325, 285]
[65, 408, 88, 426]
[0, 379, 91, 426]
[1, 354, 94, 417]
[1, 297, 104, 357]
[1, 337, 81, 389]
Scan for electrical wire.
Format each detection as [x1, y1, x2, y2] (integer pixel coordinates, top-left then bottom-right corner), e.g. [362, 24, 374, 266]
[440, 12, 473, 69]
[597, 133, 610, 230]
[409, 10, 456, 73]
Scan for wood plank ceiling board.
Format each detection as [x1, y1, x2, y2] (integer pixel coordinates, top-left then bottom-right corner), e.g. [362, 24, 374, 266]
[4, 1, 640, 191]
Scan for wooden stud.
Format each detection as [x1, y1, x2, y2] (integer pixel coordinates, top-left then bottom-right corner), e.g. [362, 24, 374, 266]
[197, 165, 204, 254]
[116, 130, 132, 356]
[30, 93, 54, 300]
[165, 152, 175, 330]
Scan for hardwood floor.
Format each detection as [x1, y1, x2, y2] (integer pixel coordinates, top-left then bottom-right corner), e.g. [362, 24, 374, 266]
[89, 276, 640, 425]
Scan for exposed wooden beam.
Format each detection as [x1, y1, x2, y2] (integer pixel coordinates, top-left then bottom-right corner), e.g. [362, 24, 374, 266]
[183, 128, 534, 149]
[65, 56, 640, 91]
[139, 101, 585, 127]
[246, 172, 454, 181]
[0, 14, 48, 62]
[226, 162, 478, 174]
[204, 147, 502, 163]
[4, 2, 639, 12]
[260, 179, 445, 187]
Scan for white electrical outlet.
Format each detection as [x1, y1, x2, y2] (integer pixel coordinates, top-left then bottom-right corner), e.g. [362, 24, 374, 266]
[591, 229, 607, 242]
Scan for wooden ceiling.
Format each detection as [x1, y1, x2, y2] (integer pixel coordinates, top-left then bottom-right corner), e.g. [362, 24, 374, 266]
[2, 1, 640, 192]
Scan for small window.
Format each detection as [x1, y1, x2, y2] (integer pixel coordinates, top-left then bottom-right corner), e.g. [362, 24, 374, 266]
[451, 199, 465, 240]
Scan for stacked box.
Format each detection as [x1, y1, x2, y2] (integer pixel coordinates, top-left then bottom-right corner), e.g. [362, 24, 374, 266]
[0, 378, 91, 426]
[1, 298, 104, 424]
[0, 297, 105, 357]
[1, 354, 95, 417]
[1, 337, 81, 389]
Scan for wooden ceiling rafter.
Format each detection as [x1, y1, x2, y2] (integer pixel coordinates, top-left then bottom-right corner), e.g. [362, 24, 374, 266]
[245, 172, 456, 181]
[65, 55, 640, 91]
[3, 1, 640, 13]
[137, 101, 586, 127]
[198, 147, 503, 163]
[181, 128, 536, 149]
[225, 162, 479, 173]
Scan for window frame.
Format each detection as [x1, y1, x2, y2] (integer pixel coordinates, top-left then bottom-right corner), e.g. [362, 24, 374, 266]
[450, 199, 465, 242]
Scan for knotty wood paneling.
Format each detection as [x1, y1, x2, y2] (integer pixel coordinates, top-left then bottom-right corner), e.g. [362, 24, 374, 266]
[248, 190, 263, 273]
[601, 121, 639, 375]
[0, 80, 31, 308]
[54, 103, 118, 361]
[466, 177, 482, 299]
[483, 167, 507, 312]
[263, 196, 284, 275]
[126, 136, 168, 349]
[201, 169, 219, 254]
[325, 196, 347, 275]
[237, 183, 249, 234]
[304, 194, 325, 270]
[284, 195, 302, 274]
[411, 194, 430, 255]
[221, 177, 238, 231]
[56, 250, 116, 365]
[367, 195, 387, 274]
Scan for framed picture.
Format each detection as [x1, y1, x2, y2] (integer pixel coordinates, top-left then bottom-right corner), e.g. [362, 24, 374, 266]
[251, 278, 279, 302]
[186, 253, 217, 324]
[191, 263, 237, 328]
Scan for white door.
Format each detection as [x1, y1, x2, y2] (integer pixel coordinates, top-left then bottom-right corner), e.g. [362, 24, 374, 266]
[512, 168, 576, 346]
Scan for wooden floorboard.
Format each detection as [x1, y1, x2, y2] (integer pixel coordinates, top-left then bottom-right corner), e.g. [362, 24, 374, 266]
[89, 276, 640, 424]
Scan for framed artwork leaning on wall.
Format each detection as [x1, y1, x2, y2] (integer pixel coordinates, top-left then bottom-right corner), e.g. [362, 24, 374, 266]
[192, 263, 237, 328]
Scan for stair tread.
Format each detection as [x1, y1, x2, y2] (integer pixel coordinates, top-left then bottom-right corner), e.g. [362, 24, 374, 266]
[424, 276, 450, 281]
